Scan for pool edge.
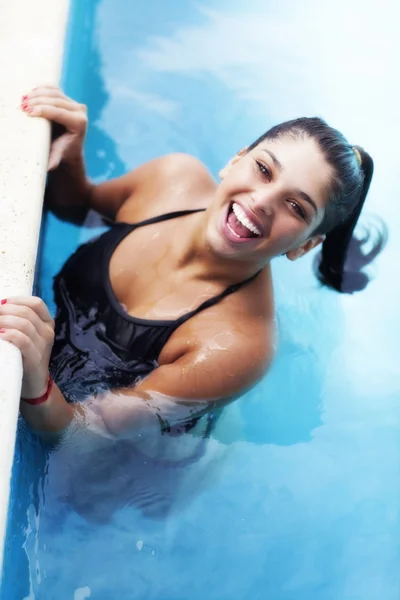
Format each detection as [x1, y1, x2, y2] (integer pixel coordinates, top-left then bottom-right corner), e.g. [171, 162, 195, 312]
[0, 0, 71, 575]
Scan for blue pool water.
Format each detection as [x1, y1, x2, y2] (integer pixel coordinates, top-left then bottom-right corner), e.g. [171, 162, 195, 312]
[2, 1, 400, 598]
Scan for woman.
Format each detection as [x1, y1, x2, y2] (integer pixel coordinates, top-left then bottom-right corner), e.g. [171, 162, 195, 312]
[0, 86, 374, 440]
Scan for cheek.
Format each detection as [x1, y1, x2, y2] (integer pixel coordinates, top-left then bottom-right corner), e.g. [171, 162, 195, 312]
[269, 214, 309, 251]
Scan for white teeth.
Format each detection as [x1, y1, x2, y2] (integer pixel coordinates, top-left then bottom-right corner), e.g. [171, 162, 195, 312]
[232, 203, 262, 236]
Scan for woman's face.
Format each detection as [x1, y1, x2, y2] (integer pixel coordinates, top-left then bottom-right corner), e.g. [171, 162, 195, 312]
[206, 135, 332, 264]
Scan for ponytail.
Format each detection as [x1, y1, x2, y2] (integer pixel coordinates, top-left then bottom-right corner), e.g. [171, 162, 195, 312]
[318, 147, 375, 293]
[248, 117, 386, 292]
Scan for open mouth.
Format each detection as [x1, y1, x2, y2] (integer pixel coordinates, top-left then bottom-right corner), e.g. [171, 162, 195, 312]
[224, 202, 263, 242]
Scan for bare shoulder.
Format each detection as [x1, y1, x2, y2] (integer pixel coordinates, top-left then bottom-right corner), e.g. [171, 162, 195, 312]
[186, 312, 274, 397]
[157, 152, 211, 176]
[142, 152, 216, 196]
[160, 272, 276, 397]
[116, 153, 215, 220]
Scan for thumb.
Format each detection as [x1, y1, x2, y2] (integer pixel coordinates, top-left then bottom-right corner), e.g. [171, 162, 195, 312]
[47, 135, 71, 171]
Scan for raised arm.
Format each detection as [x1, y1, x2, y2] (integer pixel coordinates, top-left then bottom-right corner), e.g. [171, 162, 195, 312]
[21, 87, 153, 222]
[23, 87, 212, 223]
[23, 86, 140, 221]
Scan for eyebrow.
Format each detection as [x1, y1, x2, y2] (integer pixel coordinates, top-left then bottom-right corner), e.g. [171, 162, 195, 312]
[262, 149, 283, 171]
[261, 149, 319, 216]
[295, 190, 318, 216]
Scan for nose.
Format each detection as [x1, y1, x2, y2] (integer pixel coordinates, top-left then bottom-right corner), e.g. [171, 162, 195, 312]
[248, 192, 274, 238]
[250, 191, 275, 217]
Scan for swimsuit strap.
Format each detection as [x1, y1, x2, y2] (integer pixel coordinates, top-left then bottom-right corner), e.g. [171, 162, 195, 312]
[117, 207, 261, 326]
[175, 269, 261, 326]
[120, 208, 206, 229]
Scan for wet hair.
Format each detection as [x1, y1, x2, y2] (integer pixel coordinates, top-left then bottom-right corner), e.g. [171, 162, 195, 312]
[248, 118, 386, 293]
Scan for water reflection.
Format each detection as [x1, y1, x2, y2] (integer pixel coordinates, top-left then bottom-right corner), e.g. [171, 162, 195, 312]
[44, 412, 224, 524]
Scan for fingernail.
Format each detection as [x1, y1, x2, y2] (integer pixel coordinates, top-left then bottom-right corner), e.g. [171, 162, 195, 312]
[26, 108, 33, 114]
[0, 329, 5, 334]
[22, 95, 28, 101]
[21, 103, 28, 111]
[0, 299, 7, 305]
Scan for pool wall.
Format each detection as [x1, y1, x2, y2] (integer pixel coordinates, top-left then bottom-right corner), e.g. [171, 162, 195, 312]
[0, 0, 70, 573]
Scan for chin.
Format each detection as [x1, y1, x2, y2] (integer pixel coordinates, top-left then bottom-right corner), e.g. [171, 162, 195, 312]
[205, 228, 236, 258]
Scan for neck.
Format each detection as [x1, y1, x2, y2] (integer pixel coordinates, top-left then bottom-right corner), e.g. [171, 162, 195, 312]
[174, 209, 265, 285]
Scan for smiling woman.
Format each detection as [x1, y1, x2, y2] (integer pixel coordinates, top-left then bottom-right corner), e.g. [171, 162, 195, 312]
[0, 87, 382, 441]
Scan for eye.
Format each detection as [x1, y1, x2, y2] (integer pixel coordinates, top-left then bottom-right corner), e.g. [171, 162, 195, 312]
[287, 199, 307, 221]
[255, 160, 272, 181]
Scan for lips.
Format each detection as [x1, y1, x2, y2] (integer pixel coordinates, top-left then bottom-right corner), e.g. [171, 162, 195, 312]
[221, 201, 264, 244]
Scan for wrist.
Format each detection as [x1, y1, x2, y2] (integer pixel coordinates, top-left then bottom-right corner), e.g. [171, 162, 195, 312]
[21, 375, 53, 406]
[21, 370, 50, 400]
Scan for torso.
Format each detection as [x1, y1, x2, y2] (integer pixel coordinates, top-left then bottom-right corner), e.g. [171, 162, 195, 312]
[50, 154, 274, 402]
[111, 155, 274, 366]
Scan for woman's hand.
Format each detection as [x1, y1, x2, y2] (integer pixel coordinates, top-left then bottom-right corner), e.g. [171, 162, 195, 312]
[0, 297, 55, 399]
[21, 86, 88, 171]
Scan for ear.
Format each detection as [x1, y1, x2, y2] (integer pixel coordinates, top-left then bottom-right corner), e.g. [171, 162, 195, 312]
[286, 234, 326, 261]
[219, 147, 247, 180]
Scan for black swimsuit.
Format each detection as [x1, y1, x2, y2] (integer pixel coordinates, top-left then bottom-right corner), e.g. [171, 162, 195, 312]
[50, 209, 258, 409]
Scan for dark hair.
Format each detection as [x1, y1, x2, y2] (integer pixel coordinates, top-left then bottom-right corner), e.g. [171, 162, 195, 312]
[248, 118, 386, 293]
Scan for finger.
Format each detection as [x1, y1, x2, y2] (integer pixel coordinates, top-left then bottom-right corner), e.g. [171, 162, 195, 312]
[47, 136, 70, 171]
[2, 297, 53, 323]
[47, 155, 59, 172]
[0, 315, 44, 347]
[23, 104, 87, 132]
[0, 328, 44, 366]
[25, 86, 66, 99]
[24, 96, 84, 112]
[0, 303, 54, 338]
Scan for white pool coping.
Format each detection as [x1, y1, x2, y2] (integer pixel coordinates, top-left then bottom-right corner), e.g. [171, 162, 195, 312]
[0, 0, 70, 575]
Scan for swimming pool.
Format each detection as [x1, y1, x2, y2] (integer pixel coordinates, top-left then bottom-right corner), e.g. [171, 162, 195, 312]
[2, 0, 400, 598]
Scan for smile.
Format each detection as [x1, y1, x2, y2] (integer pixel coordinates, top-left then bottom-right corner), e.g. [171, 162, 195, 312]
[221, 202, 263, 244]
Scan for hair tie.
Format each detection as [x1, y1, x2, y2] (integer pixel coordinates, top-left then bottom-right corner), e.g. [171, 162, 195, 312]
[352, 146, 362, 166]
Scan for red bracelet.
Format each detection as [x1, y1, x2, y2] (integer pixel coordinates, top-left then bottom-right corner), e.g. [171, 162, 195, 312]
[21, 375, 54, 406]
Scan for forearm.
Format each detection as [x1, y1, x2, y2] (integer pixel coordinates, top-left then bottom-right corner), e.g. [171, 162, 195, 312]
[18, 360, 216, 441]
[45, 155, 95, 222]
[19, 381, 155, 441]
[20, 382, 75, 434]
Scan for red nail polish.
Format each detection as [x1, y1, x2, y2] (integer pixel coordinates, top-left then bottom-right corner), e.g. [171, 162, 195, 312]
[0, 329, 5, 334]
[27, 108, 33, 114]
[1, 299, 7, 305]
[21, 104, 28, 110]
[22, 95, 28, 101]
